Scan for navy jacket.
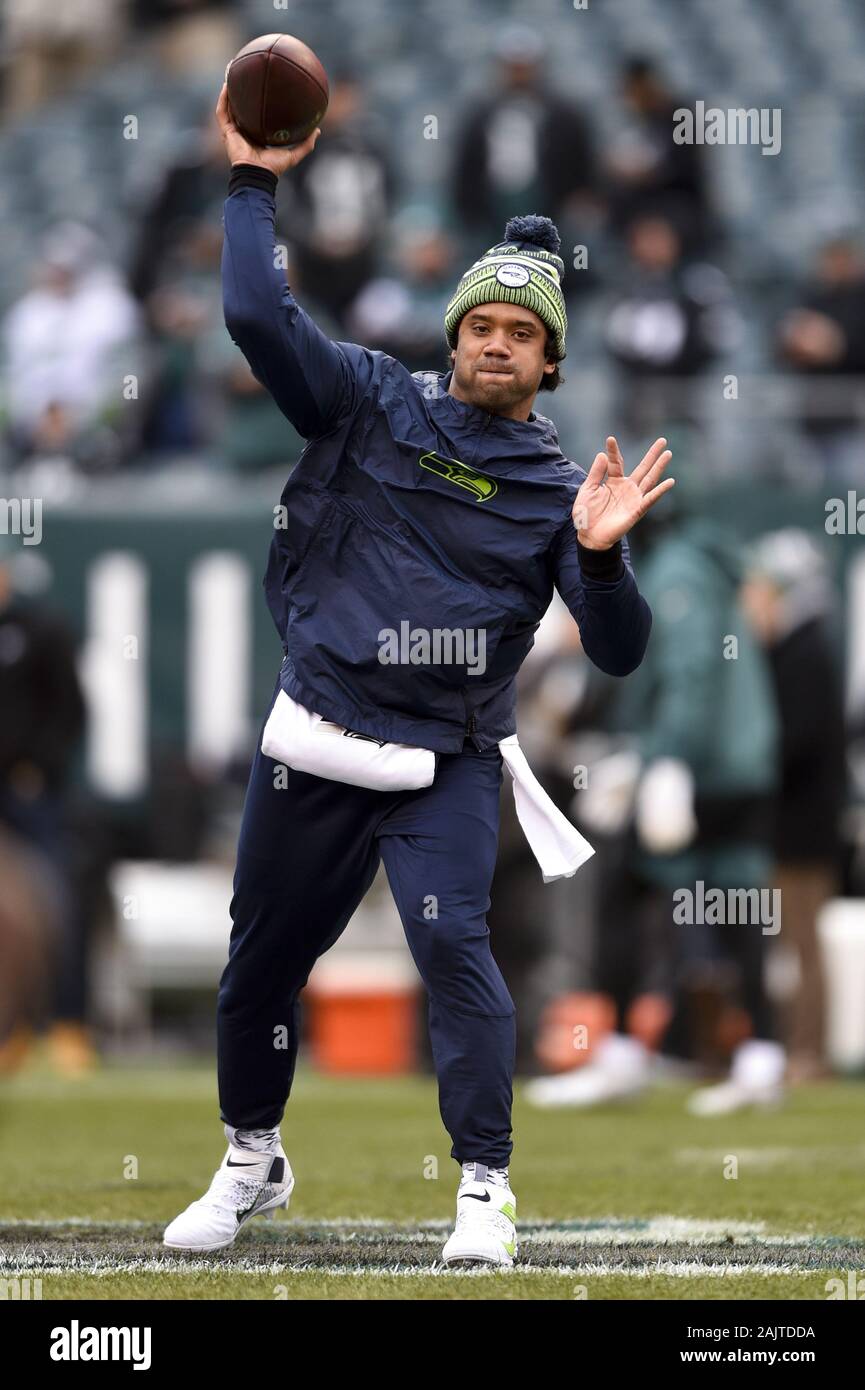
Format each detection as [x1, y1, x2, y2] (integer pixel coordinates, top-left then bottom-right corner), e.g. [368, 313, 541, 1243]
[222, 169, 652, 753]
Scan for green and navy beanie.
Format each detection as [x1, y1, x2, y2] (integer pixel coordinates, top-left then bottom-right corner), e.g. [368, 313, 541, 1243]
[444, 214, 567, 362]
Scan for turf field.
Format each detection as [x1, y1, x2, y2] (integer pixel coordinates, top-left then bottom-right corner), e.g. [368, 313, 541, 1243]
[1, 1062, 863, 1300]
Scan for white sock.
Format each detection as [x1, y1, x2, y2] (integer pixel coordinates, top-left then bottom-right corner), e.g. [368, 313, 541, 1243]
[224, 1123, 281, 1155]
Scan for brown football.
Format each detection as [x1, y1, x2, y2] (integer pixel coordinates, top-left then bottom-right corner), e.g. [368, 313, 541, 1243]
[226, 33, 329, 147]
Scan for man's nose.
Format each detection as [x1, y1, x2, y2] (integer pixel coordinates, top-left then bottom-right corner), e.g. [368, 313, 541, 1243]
[482, 336, 511, 357]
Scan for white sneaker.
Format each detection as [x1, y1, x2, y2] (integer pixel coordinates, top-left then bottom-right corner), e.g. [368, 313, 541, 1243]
[687, 1040, 787, 1116]
[163, 1144, 294, 1251]
[525, 1034, 651, 1109]
[440, 1164, 516, 1268]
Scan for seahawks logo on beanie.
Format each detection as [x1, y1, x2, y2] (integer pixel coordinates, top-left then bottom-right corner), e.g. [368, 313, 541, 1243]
[444, 214, 568, 362]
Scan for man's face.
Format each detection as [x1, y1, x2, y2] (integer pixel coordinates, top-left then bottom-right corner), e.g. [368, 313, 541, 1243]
[448, 303, 555, 420]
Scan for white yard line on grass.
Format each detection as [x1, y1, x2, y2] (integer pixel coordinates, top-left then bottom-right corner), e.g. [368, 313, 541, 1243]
[0, 1213, 841, 1282]
[0, 1260, 820, 1278]
[0, 1215, 814, 1244]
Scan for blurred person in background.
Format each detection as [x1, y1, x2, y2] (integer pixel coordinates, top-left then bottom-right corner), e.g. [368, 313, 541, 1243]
[130, 106, 309, 468]
[129, 107, 230, 307]
[525, 713, 681, 1107]
[134, 210, 228, 459]
[527, 766, 680, 1105]
[604, 213, 740, 438]
[528, 463, 784, 1115]
[280, 67, 397, 331]
[129, 0, 240, 78]
[136, 274, 219, 458]
[742, 530, 847, 1084]
[129, 104, 233, 457]
[2, 222, 141, 473]
[450, 24, 598, 296]
[344, 207, 458, 376]
[2, 0, 124, 115]
[776, 236, 865, 481]
[605, 56, 713, 259]
[0, 546, 94, 1075]
[514, 604, 675, 1090]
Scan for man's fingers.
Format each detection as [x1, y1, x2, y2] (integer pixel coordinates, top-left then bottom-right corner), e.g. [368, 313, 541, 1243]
[631, 437, 668, 485]
[215, 83, 238, 137]
[640, 477, 676, 512]
[605, 435, 625, 476]
[271, 130, 318, 176]
[584, 450, 608, 487]
[286, 127, 321, 165]
[632, 437, 668, 484]
[638, 449, 672, 493]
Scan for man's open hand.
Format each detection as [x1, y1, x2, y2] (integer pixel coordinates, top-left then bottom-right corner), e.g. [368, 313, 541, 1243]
[216, 83, 320, 177]
[573, 436, 674, 550]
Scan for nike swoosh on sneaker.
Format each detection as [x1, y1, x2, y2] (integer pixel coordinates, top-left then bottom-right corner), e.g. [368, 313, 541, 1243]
[460, 1191, 492, 1203]
[235, 1199, 261, 1223]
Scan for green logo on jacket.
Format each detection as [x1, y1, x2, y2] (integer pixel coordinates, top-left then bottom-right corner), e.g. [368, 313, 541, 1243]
[418, 452, 498, 502]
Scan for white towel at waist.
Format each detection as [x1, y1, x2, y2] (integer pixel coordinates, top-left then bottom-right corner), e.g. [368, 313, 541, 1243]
[263, 689, 593, 881]
[497, 734, 595, 883]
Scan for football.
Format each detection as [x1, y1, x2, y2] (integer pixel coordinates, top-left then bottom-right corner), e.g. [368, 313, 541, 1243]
[226, 33, 329, 147]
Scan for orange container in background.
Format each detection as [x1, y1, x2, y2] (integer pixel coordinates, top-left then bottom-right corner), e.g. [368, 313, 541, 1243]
[305, 953, 421, 1074]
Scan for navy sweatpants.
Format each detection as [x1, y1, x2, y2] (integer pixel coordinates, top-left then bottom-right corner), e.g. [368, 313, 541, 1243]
[217, 686, 516, 1169]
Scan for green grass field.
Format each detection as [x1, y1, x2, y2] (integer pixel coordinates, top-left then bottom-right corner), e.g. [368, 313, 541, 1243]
[1, 1061, 863, 1299]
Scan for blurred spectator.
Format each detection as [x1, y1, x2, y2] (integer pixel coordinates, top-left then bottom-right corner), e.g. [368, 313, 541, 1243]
[129, 112, 228, 306]
[345, 207, 458, 375]
[2, 0, 124, 115]
[140, 240, 325, 467]
[742, 530, 847, 1084]
[604, 213, 740, 435]
[129, 108, 307, 466]
[0, 549, 96, 1074]
[281, 68, 397, 330]
[605, 56, 713, 257]
[528, 470, 784, 1114]
[130, 0, 240, 78]
[137, 278, 219, 456]
[776, 236, 865, 478]
[2, 222, 141, 471]
[626, 494, 782, 1114]
[450, 24, 598, 288]
[134, 213, 225, 457]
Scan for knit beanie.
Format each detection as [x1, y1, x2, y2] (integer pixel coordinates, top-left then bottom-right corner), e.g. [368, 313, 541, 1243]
[444, 214, 568, 362]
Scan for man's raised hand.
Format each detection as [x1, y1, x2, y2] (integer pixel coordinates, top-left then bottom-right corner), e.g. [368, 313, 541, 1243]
[216, 84, 320, 177]
[573, 436, 675, 551]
